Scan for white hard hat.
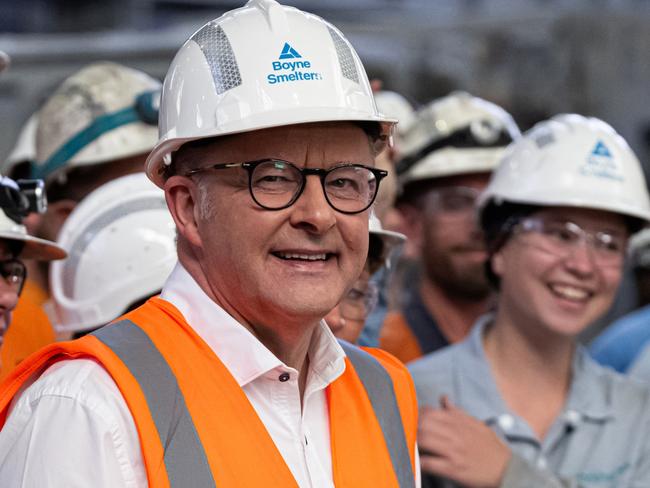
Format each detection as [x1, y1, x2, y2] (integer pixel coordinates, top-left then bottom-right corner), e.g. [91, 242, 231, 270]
[0, 51, 9, 74]
[399, 91, 520, 185]
[629, 229, 650, 268]
[0, 177, 66, 260]
[2, 114, 38, 176]
[146, 0, 395, 188]
[33, 62, 161, 182]
[368, 210, 405, 273]
[48, 173, 176, 334]
[478, 114, 650, 223]
[374, 90, 415, 137]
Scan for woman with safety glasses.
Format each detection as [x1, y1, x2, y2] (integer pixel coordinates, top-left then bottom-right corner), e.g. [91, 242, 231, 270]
[409, 114, 650, 487]
[326, 212, 405, 343]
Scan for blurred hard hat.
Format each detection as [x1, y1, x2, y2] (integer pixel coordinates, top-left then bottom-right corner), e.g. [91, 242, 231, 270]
[478, 114, 650, 223]
[146, 0, 395, 188]
[374, 90, 415, 137]
[629, 229, 650, 269]
[0, 51, 9, 74]
[368, 210, 405, 273]
[0, 177, 66, 260]
[2, 114, 38, 177]
[33, 62, 161, 182]
[398, 91, 520, 185]
[48, 173, 176, 334]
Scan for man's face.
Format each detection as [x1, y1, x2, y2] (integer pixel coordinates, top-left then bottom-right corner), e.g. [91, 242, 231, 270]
[174, 122, 374, 331]
[415, 173, 492, 300]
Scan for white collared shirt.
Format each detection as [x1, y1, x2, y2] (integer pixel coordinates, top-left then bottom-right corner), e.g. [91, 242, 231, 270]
[0, 263, 347, 487]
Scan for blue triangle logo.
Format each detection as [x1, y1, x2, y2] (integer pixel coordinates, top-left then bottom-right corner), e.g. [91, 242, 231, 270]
[591, 140, 612, 158]
[279, 42, 302, 60]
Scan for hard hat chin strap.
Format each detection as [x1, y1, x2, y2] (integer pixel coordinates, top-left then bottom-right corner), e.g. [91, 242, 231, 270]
[32, 90, 160, 180]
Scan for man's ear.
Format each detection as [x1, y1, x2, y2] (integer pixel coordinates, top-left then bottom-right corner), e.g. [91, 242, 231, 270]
[398, 204, 424, 250]
[164, 176, 203, 248]
[491, 247, 506, 278]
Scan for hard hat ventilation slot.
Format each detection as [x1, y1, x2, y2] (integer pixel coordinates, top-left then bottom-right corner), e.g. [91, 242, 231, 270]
[327, 26, 359, 84]
[191, 23, 242, 95]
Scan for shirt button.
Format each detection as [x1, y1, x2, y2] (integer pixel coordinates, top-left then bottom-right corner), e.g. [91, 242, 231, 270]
[497, 414, 515, 431]
[279, 372, 290, 382]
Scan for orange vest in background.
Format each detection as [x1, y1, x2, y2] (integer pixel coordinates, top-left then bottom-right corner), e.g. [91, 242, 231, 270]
[380, 312, 424, 364]
[0, 297, 417, 487]
[0, 280, 55, 381]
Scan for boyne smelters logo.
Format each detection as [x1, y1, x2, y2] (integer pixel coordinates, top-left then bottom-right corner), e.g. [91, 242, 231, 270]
[579, 140, 624, 182]
[267, 42, 323, 85]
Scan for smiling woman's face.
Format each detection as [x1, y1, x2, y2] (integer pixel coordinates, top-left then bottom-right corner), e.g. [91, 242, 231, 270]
[492, 207, 628, 338]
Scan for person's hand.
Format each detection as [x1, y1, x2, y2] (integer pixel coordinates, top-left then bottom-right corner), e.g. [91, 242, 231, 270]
[418, 396, 512, 488]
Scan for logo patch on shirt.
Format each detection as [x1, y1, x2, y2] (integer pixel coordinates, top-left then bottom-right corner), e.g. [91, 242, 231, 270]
[576, 463, 629, 484]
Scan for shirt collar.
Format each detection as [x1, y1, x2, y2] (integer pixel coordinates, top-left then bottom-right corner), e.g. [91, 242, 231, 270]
[160, 262, 346, 388]
[457, 315, 613, 425]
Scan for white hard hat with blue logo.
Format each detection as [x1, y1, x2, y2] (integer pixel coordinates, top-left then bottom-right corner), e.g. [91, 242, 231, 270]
[478, 113, 650, 223]
[146, 0, 396, 188]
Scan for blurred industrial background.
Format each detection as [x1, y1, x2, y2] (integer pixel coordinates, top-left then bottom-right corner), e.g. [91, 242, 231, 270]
[2, 0, 650, 175]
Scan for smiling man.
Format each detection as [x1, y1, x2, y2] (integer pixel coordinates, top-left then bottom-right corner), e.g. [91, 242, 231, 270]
[380, 92, 520, 363]
[0, 2, 418, 487]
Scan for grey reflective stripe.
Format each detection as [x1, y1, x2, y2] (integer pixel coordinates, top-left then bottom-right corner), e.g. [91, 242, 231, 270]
[339, 341, 415, 488]
[92, 320, 216, 488]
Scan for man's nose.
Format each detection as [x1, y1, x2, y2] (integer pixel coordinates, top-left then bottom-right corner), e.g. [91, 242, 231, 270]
[289, 176, 337, 234]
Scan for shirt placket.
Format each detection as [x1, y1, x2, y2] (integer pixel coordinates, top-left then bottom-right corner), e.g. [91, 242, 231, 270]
[270, 366, 312, 487]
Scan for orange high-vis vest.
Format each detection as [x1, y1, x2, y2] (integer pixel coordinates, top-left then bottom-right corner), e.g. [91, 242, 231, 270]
[0, 298, 417, 487]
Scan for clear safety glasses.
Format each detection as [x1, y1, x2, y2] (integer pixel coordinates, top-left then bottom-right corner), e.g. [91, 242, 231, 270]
[339, 281, 379, 321]
[185, 159, 387, 214]
[513, 217, 628, 267]
[0, 259, 26, 295]
[424, 186, 480, 217]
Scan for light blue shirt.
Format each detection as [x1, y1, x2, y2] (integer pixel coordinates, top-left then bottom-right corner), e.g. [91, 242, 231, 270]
[410, 316, 650, 488]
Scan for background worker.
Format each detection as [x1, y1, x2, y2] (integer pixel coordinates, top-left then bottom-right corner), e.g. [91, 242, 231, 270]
[46, 173, 176, 338]
[410, 114, 650, 487]
[590, 228, 650, 373]
[0, 61, 161, 376]
[0, 175, 67, 359]
[326, 212, 405, 343]
[380, 91, 520, 363]
[358, 89, 413, 347]
[0, 51, 67, 378]
[0, 2, 419, 486]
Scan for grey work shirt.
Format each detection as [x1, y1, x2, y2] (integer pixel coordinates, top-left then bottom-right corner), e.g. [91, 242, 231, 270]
[409, 315, 650, 488]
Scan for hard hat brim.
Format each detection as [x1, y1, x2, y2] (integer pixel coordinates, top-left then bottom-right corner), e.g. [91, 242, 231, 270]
[0, 230, 67, 261]
[146, 110, 397, 188]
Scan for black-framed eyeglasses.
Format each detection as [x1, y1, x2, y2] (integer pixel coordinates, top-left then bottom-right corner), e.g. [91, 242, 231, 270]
[184, 159, 387, 214]
[0, 259, 26, 295]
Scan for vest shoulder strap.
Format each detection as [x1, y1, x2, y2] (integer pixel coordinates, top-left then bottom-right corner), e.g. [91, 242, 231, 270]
[338, 340, 416, 488]
[92, 320, 217, 488]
